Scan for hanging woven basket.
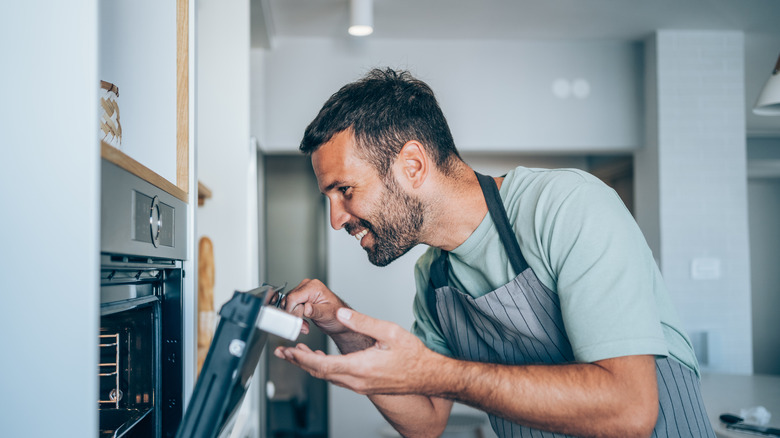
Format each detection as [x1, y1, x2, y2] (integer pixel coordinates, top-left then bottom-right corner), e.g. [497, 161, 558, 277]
[99, 80, 122, 148]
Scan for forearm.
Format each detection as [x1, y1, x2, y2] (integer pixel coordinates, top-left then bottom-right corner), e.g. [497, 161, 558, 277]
[423, 355, 658, 438]
[278, 306, 656, 437]
[368, 394, 452, 438]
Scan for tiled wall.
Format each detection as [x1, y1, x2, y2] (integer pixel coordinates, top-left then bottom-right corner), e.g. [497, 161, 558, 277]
[637, 31, 752, 374]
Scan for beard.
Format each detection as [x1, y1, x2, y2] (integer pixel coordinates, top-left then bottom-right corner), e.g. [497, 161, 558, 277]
[347, 176, 425, 267]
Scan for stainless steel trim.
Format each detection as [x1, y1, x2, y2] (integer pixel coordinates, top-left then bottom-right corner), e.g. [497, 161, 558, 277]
[101, 160, 187, 260]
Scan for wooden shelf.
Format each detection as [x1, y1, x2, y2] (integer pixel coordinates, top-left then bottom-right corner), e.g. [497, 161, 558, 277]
[101, 141, 188, 202]
[197, 181, 212, 206]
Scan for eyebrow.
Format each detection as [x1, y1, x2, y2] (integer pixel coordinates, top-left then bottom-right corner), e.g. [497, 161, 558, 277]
[322, 179, 348, 194]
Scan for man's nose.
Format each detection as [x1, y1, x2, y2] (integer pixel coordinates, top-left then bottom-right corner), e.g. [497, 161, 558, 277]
[329, 199, 351, 230]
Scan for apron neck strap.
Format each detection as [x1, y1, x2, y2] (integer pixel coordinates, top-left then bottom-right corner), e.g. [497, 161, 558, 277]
[474, 171, 529, 276]
[430, 172, 529, 291]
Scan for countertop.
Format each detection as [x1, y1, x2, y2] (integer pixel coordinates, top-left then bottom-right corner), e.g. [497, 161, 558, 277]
[700, 373, 780, 438]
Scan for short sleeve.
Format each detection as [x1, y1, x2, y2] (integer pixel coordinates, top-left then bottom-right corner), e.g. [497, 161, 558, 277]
[410, 248, 454, 357]
[542, 179, 669, 362]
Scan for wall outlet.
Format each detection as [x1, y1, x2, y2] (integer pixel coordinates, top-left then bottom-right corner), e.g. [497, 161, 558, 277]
[690, 257, 722, 280]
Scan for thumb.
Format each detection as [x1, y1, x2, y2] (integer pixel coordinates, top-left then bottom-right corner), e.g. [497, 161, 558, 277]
[336, 308, 397, 342]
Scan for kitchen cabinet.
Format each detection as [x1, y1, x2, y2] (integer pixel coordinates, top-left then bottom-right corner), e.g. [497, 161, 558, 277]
[99, 0, 190, 202]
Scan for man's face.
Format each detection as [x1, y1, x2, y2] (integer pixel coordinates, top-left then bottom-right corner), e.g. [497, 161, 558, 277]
[312, 131, 424, 267]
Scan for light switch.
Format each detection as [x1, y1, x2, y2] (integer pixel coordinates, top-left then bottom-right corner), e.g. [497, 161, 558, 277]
[690, 257, 722, 280]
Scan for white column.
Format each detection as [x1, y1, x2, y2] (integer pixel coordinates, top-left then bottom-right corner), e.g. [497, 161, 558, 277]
[636, 31, 752, 374]
[0, 0, 100, 435]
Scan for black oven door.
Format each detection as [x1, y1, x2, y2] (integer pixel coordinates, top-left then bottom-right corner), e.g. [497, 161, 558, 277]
[176, 286, 278, 438]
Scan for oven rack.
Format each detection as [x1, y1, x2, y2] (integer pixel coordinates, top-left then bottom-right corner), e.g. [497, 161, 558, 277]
[99, 333, 121, 408]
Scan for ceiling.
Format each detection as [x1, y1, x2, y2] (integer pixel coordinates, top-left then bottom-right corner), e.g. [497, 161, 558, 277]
[252, 0, 780, 139]
[259, 0, 780, 42]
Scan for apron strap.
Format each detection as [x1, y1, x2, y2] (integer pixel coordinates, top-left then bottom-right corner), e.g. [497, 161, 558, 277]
[427, 254, 448, 325]
[428, 172, 529, 322]
[474, 172, 529, 275]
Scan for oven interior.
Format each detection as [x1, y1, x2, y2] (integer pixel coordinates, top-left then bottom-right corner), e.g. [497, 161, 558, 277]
[99, 258, 182, 438]
[99, 302, 157, 437]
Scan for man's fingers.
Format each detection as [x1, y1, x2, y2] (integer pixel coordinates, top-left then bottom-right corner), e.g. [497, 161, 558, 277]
[300, 319, 310, 335]
[336, 308, 399, 342]
[295, 343, 313, 353]
[275, 345, 348, 378]
[283, 279, 317, 315]
[285, 297, 309, 317]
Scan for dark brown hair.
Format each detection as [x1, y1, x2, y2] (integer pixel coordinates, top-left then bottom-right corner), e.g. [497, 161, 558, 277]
[299, 68, 462, 178]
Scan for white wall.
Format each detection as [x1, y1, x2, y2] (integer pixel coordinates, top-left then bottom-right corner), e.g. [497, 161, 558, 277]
[197, 0, 257, 306]
[98, 0, 178, 182]
[197, 2, 264, 435]
[251, 49, 268, 146]
[638, 31, 752, 374]
[261, 37, 643, 154]
[0, 1, 99, 436]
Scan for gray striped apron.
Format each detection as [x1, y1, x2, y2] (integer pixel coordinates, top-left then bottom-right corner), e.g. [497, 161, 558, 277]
[427, 172, 715, 438]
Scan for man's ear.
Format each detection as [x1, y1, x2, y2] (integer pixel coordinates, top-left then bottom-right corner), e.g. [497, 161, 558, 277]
[395, 141, 428, 189]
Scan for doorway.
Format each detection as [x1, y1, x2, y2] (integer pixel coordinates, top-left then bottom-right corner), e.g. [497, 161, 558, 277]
[264, 154, 329, 437]
[748, 177, 780, 375]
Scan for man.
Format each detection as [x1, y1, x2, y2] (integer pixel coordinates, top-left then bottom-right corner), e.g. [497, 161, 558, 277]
[274, 68, 714, 438]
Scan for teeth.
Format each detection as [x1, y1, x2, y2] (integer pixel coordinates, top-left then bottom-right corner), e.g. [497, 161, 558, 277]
[354, 229, 368, 241]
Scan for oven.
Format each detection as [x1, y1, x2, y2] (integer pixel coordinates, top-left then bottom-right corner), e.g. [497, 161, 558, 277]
[100, 160, 187, 437]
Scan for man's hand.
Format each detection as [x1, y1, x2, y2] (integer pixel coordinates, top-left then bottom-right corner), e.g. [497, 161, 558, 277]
[274, 308, 437, 395]
[281, 279, 374, 353]
[282, 279, 351, 336]
[275, 307, 455, 437]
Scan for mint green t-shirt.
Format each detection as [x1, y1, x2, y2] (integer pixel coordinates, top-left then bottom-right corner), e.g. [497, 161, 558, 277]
[411, 167, 699, 375]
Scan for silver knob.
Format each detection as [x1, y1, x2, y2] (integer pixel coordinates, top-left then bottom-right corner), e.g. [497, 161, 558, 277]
[149, 196, 162, 247]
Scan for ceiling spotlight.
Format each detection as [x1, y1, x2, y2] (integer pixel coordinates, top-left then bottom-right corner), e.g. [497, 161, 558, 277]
[349, 0, 373, 37]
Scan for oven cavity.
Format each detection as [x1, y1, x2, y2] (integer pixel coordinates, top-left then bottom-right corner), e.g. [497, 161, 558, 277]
[99, 256, 182, 438]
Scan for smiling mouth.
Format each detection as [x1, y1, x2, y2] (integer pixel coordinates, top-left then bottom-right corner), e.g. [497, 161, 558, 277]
[354, 229, 368, 241]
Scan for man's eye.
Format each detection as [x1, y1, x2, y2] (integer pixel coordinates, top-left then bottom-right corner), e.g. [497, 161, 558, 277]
[339, 186, 352, 195]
